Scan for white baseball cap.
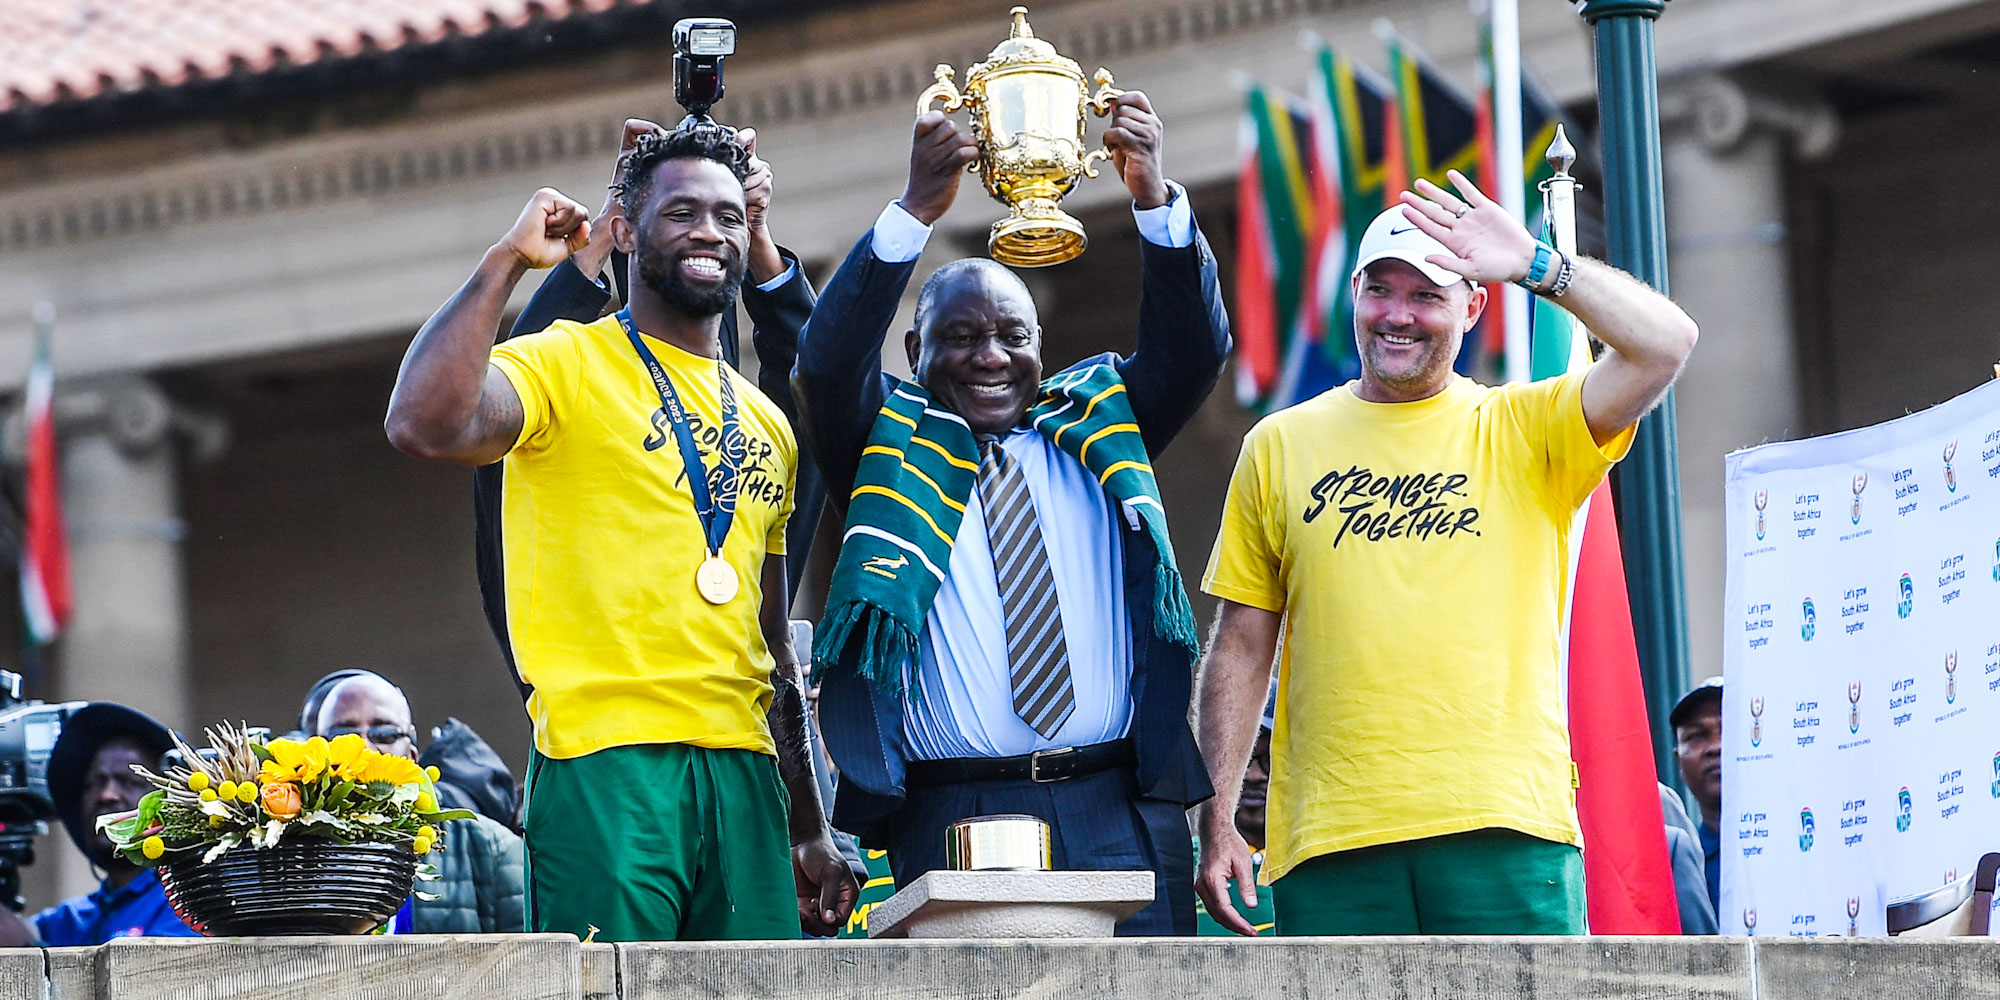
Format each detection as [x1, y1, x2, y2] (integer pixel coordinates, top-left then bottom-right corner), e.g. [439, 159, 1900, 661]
[1352, 206, 1467, 288]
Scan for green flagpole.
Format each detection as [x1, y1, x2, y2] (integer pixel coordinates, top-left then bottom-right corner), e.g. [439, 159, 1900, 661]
[1578, 0, 1686, 785]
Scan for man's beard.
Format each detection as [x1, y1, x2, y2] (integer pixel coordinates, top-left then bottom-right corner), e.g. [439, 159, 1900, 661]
[637, 251, 746, 318]
[1360, 324, 1458, 393]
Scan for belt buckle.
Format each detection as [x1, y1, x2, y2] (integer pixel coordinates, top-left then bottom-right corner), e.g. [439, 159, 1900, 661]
[1029, 746, 1078, 783]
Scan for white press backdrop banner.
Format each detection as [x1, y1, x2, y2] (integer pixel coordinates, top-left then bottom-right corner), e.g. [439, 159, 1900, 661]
[1721, 378, 2000, 937]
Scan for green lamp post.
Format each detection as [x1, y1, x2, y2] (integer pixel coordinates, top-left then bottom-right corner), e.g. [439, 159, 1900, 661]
[1579, 0, 1687, 784]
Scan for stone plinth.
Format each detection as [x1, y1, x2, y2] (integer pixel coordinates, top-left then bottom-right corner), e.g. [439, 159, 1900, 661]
[867, 870, 1154, 939]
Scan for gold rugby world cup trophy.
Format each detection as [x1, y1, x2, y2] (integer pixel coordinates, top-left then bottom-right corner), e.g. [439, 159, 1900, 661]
[918, 6, 1126, 267]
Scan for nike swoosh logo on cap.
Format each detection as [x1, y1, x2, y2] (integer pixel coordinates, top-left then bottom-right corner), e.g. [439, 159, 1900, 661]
[1388, 226, 1419, 235]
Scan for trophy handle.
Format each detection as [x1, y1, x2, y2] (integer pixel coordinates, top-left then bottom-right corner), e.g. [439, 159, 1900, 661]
[918, 64, 968, 114]
[1085, 68, 1125, 116]
[1081, 68, 1127, 178]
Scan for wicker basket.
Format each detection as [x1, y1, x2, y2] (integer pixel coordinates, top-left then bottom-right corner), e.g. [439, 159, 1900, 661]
[159, 839, 416, 936]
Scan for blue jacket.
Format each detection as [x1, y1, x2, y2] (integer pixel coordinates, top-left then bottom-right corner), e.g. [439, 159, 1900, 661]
[33, 868, 199, 945]
[793, 218, 1230, 844]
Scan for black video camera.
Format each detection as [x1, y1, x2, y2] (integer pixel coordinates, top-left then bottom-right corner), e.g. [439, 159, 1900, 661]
[0, 672, 83, 912]
[672, 17, 736, 131]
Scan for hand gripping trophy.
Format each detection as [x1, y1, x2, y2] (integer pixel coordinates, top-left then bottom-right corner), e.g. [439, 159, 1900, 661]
[917, 6, 1127, 266]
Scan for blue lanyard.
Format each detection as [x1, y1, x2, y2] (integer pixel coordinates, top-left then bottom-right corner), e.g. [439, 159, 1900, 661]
[616, 309, 739, 557]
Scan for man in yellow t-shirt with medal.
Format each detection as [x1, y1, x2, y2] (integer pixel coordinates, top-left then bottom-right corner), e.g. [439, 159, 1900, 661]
[1193, 171, 1699, 936]
[386, 127, 855, 940]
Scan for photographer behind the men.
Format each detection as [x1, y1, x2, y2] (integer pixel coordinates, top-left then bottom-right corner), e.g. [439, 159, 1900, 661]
[0, 703, 199, 946]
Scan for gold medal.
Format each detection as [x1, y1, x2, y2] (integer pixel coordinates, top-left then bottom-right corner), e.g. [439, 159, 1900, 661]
[696, 555, 739, 605]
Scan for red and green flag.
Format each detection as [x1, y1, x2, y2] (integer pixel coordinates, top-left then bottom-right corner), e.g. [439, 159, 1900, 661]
[1386, 30, 1494, 378]
[21, 303, 72, 647]
[1532, 202, 1682, 935]
[1304, 43, 1397, 377]
[1232, 85, 1319, 410]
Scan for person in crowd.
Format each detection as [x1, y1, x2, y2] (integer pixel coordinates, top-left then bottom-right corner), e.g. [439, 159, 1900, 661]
[1195, 680, 1277, 936]
[1672, 676, 1725, 917]
[798, 91, 1227, 935]
[298, 669, 521, 832]
[384, 124, 854, 940]
[312, 672, 524, 934]
[1659, 781, 1718, 933]
[0, 703, 200, 945]
[1195, 171, 1699, 935]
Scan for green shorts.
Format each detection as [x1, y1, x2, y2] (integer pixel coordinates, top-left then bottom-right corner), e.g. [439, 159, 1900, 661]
[524, 742, 797, 941]
[1271, 828, 1585, 935]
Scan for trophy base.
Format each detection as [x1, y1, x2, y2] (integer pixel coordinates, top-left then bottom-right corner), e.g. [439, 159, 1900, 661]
[989, 206, 1087, 268]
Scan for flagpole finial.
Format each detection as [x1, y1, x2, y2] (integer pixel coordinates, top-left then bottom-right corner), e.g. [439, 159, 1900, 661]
[1546, 123, 1577, 178]
[30, 301, 54, 329]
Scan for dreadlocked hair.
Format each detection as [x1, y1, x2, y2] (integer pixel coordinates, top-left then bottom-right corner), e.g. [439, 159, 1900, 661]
[615, 126, 754, 216]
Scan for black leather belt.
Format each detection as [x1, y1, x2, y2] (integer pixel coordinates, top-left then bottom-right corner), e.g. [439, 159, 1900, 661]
[904, 738, 1135, 787]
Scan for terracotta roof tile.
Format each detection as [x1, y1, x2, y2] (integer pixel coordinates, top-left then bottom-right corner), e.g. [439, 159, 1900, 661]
[0, 0, 646, 113]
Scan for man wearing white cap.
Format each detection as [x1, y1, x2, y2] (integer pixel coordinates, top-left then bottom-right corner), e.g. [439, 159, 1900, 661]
[1193, 170, 1698, 935]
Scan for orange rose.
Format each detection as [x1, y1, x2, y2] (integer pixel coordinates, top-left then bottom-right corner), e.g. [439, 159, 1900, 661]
[260, 781, 302, 820]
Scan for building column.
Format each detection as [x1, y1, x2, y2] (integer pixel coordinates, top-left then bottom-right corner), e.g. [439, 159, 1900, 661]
[26, 376, 221, 903]
[1662, 74, 1837, 690]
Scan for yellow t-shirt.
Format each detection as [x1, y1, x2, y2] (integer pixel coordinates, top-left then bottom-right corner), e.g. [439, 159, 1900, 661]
[1202, 371, 1633, 883]
[489, 315, 795, 759]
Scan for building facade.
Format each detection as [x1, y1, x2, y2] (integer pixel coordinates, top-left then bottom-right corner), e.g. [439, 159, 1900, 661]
[1, 0, 1995, 909]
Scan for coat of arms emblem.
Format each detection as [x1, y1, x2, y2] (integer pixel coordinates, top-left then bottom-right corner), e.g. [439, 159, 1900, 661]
[1754, 490, 1768, 541]
[1750, 696, 1765, 748]
[1850, 472, 1868, 524]
[1944, 441, 1958, 493]
[1848, 682, 1862, 734]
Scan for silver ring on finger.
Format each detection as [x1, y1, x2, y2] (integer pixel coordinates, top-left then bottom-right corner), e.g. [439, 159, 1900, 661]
[1451, 205, 1470, 219]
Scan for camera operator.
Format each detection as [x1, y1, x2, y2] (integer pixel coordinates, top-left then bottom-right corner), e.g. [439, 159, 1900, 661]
[0, 703, 198, 945]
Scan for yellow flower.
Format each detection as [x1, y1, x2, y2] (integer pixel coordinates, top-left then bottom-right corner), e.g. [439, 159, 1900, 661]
[327, 733, 369, 778]
[186, 772, 210, 792]
[417, 825, 436, 841]
[425, 765, 441, 782]
[412, 835, 433, 855]
[218, 780, 238, 800]
[260, 737, 330, 784]
[416, 791, 436, 814]
[141, 836, 164, 860]
[356, 753, 424, 786]
[237, 782, 258, 804]
[208, 815, 224, 828]
[199, 789, 217, 803]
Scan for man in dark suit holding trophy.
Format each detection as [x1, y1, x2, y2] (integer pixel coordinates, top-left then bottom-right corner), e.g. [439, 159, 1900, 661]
[796, 80, 1228, 935]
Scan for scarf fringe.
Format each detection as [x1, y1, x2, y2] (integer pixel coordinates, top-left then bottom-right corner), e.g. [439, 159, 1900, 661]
[1152, 561, 1201, 655]
[811, 598, 918, 697]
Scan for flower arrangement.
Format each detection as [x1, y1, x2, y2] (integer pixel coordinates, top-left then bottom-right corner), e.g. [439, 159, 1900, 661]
[101, 723, 472, 868]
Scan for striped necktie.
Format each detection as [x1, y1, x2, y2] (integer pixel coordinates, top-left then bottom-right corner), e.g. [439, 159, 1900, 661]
[977, 437, 1075, 739]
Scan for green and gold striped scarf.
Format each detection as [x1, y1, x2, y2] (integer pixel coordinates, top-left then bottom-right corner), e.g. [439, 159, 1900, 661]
[811, 364, 1198, 695]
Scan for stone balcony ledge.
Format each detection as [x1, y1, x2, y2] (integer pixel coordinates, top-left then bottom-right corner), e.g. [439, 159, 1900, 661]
[5, 934, 1998, 999]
